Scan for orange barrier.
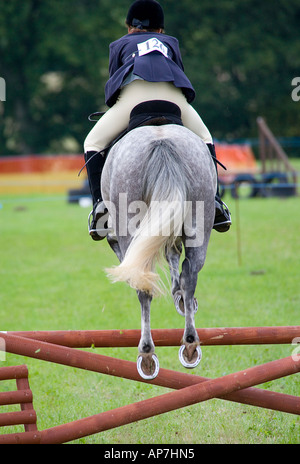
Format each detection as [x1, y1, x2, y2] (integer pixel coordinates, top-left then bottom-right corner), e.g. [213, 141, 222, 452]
[0, 155, 85, 194]
[0, 154, 83, 174]
[215, 143, 258, 177]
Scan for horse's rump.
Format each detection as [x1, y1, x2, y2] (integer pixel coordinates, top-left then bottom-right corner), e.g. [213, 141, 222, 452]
[102, 125, 216, 296]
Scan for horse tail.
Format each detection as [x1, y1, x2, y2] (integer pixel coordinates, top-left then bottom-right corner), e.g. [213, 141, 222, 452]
[106, 138, 192, 296]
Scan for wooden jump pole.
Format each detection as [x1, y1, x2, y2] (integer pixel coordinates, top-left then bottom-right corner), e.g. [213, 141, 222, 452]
[9, 326, 300, 347]
[0, 364, 38, 437]
[1, 332, 299, 417]
[2, 354, 297, 444]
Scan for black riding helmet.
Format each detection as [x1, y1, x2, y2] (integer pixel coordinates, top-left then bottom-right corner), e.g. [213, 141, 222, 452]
[126, 0, 164, 30]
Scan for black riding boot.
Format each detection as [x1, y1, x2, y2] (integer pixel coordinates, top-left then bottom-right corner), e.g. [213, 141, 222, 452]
[207, 143, 232, 233]
[84, 150, 108, 241]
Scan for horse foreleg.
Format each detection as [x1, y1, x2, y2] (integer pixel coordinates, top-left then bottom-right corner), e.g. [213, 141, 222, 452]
[136, 290, 159, 380]
[165, 240, 185, 315]
[178, 247, 205, 369]
[169, 240, 198, 318]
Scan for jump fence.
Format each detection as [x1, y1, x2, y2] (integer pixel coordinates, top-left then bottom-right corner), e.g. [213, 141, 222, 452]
[0, 326, 299, 444]
[8, 325, 300, 347]
[0, 364, 38, 440]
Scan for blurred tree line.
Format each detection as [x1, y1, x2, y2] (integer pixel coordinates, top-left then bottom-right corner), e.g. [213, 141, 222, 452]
[0, 0, 299, 156]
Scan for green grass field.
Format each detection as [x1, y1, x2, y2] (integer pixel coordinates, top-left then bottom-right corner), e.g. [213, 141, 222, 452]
[0, 189, 299, 444]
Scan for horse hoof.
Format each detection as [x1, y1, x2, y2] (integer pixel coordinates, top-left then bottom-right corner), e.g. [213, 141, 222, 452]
[174, 292, 198, 316]
[137, 353, 160, 380]
[178, 344, 202, 369]
[174, 292, 185, 316]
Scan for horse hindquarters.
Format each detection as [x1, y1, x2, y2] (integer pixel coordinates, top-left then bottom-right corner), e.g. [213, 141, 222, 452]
[106, 138, 189, 297]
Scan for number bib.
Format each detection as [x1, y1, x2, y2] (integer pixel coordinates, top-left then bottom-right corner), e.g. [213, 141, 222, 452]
[137, 38, 169, 58]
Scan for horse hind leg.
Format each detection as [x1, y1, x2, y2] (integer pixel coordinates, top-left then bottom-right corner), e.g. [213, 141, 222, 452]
[136, 290, 159, 380]
[107, 234, 122, 262]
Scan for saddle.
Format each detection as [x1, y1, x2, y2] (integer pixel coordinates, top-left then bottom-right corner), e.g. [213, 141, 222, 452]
[79, 101, 183, 177]
[128, 100, 183, 131]
[90, 100, 183, 158]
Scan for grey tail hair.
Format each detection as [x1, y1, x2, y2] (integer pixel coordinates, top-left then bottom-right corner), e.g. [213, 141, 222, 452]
[106, 138, 192, 296]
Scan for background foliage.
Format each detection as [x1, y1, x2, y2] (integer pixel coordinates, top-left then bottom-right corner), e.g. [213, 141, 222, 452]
[0, 0, 299, 155]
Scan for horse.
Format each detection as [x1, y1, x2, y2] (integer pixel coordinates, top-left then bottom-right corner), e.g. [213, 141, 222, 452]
[101, 115, 216, 380]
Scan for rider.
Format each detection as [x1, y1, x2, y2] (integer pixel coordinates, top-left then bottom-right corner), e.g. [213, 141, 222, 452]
[84, 0, 231, 240]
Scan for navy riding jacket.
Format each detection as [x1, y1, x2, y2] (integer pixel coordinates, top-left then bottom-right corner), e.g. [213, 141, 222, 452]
[104, 32, 195, 107]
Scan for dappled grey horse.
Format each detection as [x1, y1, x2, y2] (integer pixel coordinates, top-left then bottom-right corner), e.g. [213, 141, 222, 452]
[101, 123, 216, 379]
